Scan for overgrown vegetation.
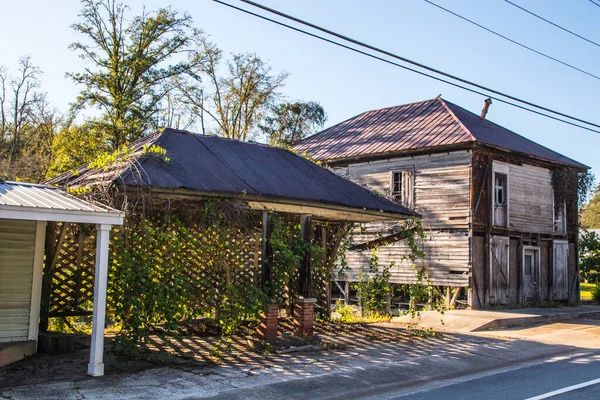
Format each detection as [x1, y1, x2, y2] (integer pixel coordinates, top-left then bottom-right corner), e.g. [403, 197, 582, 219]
[552, 169, 594, 231]
[336, 220, 445, 330]
[579, 229, 600, 283]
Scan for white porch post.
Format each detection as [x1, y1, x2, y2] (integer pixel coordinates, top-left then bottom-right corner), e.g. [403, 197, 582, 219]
[88, 224, 111, 377]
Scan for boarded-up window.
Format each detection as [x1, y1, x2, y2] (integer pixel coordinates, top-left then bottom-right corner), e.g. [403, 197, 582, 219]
[553, 240, 569, 300]
[489, 236, 510, 305]
[391, 170, 414, 208]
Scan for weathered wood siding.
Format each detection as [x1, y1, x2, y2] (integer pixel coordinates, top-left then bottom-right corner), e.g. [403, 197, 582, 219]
[0, 219, 36, 342]
[335, 151, 472, 287]
[552, 240, 569, 300]
[500, 161, 555, 233]
[344, 151, 472, 230]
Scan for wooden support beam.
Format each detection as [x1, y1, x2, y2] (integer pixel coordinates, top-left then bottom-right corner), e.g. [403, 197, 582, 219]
[260, 211, 273, 294]
[344, 281, 350, 305]
[322, 225, 331, 318]
[449, 287, 461, 307]
[298, 215, 313, 298]
[349, 229, 415, 252]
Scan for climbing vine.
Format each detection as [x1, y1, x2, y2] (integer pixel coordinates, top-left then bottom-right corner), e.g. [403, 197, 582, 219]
[552, 169, 594, 231]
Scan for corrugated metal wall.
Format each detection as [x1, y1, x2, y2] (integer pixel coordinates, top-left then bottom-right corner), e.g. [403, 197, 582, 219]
[0, 218, 36, 342]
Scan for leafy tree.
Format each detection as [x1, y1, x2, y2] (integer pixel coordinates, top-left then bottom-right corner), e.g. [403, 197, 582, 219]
[47, 120, 109, 178]
[69, 0, 200, 149]
[581, 186, 600, 229]
[0, 56, 57, 181]
[260, 101, 326, 147]
[580, 229, 600, 283]
[175, 38, 287, 141]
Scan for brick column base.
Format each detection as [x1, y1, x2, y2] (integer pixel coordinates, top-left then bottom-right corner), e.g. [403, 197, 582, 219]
[294, 298, 316, 337]
[257, 303, 279, 341]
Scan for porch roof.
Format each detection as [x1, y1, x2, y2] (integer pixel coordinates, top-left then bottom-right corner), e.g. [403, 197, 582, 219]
[0, 181, 124, 225]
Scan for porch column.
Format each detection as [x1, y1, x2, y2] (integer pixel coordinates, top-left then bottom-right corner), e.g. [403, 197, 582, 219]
[295, 215, 316, 337]
[88, 224, 111, 377]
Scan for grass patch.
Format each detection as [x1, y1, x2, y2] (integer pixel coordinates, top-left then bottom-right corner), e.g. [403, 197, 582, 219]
[581, 282, 596, 301]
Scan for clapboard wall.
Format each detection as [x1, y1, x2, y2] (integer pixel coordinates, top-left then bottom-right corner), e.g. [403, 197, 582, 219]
[334, 151, 472, 287]
[504, 162, 555, 233]
[0, 218, 36, 342]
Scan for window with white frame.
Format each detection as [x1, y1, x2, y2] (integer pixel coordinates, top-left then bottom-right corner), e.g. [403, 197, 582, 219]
[492, 162, 509, 228]
[391, 170, 414, 208]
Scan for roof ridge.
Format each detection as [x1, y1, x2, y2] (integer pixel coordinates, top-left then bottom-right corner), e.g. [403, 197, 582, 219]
[437, 97, 476, 141]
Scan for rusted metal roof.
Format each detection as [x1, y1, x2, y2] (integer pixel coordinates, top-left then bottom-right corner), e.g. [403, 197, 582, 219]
[294, 97, 586, 169]
[0, 181, 124, 224]
[48, 129, 417, 222]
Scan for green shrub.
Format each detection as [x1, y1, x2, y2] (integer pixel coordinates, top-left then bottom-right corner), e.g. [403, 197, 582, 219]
[592, 285, 600, 303]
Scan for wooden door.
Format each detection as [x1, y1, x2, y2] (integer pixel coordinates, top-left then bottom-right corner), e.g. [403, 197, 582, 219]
[522, 248, 539, 303]
[553, 240, 569, 300]
[489, 236, 510, 305]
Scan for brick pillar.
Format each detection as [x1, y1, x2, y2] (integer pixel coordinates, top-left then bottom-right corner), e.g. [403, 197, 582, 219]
[257, 303, 279, 341]
[294, 297, 316, 337]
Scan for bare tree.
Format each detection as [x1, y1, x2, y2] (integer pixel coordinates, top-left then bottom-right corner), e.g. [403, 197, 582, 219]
[0, 56, 55, 181]
[175, 39, 288, 141]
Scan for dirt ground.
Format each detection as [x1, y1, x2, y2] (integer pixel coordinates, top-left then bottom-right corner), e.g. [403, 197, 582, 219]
[0, 318, 429, 389]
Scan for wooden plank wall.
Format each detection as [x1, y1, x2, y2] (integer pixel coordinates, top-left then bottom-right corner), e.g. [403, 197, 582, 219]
[506, 162, 554, 233]
[335, 151, 472, 287]
[539, 240, 550, 301]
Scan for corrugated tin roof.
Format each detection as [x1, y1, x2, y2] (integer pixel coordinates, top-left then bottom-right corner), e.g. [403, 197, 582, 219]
[48, 129, 416, 220]
[0, 181, 120, 214]
[294, 97, 587, 169]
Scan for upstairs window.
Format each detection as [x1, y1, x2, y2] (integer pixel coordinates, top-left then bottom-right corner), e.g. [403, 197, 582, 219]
[492, 162, 509, 228]
[391, 170, 414, 208]
[495, 173, 507, 207]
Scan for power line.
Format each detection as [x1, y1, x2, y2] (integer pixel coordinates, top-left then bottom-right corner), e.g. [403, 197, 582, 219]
[217, 0, 600, 133]
[211, 0, 600, 135]
[424, 0, 600, 81]
[589, 0, 600, 8]
[505, 0, 600, 49]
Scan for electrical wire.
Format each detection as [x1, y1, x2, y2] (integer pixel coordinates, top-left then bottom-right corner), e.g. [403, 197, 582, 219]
[589, 0, 600, 8]
[215, 0, 600, 133]
[505, 0, 600, 49]
[424, 0, 600, 81]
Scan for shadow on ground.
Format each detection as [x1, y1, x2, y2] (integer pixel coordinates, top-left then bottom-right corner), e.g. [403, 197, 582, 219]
[0, 317, 539, 391]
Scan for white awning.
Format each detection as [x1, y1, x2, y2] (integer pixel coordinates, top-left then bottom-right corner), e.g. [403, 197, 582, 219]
[0, 181, 124, 225]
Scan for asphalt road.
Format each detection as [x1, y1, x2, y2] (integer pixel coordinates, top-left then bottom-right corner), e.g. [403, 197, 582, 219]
[387, 350, 600, 400]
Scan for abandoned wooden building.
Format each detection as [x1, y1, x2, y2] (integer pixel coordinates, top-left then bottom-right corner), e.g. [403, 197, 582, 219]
[295, 96, 588, 309]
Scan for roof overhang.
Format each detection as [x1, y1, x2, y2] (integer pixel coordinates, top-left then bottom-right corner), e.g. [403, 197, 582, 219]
[143, 187, 415, 223]
[0, 181, 124, 225]
[0, 205, 124, 225]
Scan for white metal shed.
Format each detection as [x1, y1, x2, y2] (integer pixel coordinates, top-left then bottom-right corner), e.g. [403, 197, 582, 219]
[0, 181, 123, 376]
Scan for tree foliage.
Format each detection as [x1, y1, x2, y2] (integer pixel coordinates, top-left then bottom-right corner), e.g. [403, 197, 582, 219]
[69, 0, 200, 149]
[579, 229, 600, 282]
[260, 101, 326, 146]
[581, 185, 600, 229]
[0, 56, 58, 181]
[47, 121, 109, 178]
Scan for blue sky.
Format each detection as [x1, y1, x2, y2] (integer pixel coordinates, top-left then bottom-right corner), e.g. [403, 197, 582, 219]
[2, 0, 599, 178]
